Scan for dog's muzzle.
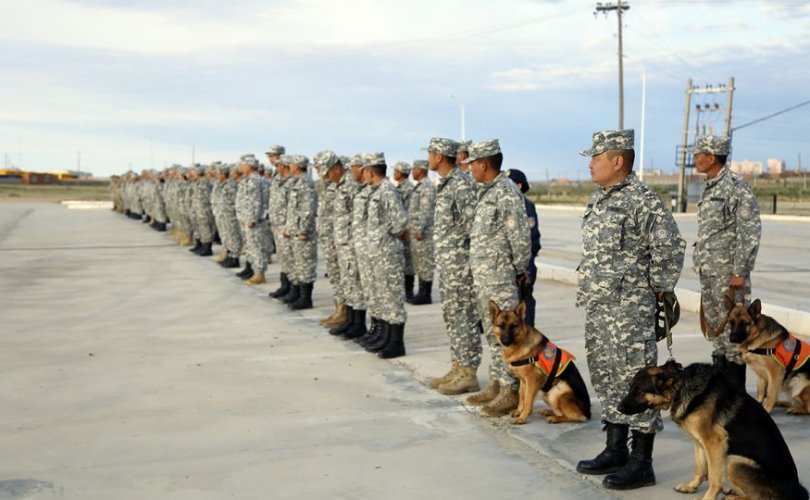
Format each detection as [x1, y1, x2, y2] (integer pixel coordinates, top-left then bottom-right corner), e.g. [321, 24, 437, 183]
[498, 329, 514, 346]
[729, 324, 748, 343]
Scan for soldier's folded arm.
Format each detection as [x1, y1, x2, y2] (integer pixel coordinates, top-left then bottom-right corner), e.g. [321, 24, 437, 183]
[641, 204, 685, 293]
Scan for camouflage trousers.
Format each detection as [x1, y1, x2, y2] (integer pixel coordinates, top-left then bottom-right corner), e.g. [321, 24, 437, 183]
[192, 211, 217, 243]
[475, 284, 520, 391]
[410, 232, 435, 283]
[403, 236, 414, 277]
[369, 241, 406, 324]
[584, 294, 663, 433]
[290, 237, 317, 284]
[264, 223, 276, 258]
[215, 212, 242, 256]
[438, 267, 481, 368]
[178, 206, 194, 236]
[700, 272, 751, 364]
[355, 236, 377, 316]
[319, 232, 343, 303]
[243, 224, 269, 272]
[274, 229, 293, 275]
[151, 198, 167, 223]
[337, 242, 364, 310]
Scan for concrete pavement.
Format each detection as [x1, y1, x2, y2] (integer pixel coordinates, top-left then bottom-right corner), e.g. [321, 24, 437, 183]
[1, 202, 808, 499]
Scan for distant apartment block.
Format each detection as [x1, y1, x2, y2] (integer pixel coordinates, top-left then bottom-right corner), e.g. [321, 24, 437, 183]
[767, 158, 785, 174]
[730, 159, 763, 176]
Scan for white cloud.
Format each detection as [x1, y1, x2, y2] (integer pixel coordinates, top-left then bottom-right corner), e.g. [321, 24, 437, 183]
[488, 61, 614, 91]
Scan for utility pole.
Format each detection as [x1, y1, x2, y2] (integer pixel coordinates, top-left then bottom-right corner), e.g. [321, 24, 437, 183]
[450, 94, 466, 141]
[676, 78, 735, 212]
[76, 151, 81, 178]
[595, 1, 630, 129]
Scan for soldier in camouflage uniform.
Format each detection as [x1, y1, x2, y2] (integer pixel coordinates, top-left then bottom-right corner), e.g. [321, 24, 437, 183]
[360, 153, 409, 358]
[211, 164, 243, 268]
[351, 156, 380, 347]
[314, 151, 346, 327]
[575, 130, 685, 491]
[690, 135, 761, 388]
[189, 165, 216, 256]
[331, 154, 369, 340]
[263, 145, 285, 264]
[406, 159, 436, 306]
[269, 155, 293, 298]
[110, 176, 123, 213]
[281, 155, 318, 309]
[392, 161, 416, 300]
[422, 137, 483, 396]
[465, 140, 531, 416]
[177, 169, 195, 246]
[235, 155, 270, 285]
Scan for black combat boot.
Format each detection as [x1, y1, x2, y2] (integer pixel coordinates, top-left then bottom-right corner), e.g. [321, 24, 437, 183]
[269, 273, 290, 298]
[329, 306, 354, 336]
[142, 215, 152, 224]
[189, 239, 202, 253]
[603, 430, 656, 490]
[356, 317, 380, 346]
[280, 282, 301, 304]
[214, 232, 221, 245]
[404, 275, 415, 302]
[197, 241, 213, 257]
[290, 283, 314, 310]
[343, 309, 367, 340]
[155, 221, 167, 232]
[235, 262, 253, 279]
[378, 323, 405, 359]
[365, 321, 391, 353]
[576, 422, 629, 474]
[409, 280, 433, 305]
[220, 255, 240, 268]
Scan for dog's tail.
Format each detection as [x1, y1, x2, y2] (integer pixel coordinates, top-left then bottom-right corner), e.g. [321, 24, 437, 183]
[564, 364, 592, 420]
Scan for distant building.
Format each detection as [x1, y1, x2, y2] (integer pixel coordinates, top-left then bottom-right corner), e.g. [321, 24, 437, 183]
[767, 158, 785, 175]
[729, 159, 763, 176]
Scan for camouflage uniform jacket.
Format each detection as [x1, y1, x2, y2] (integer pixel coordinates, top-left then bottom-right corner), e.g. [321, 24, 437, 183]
[351, 183, 371, 245]
[396, 181, 415, 212]
[190, 178, 214, 217]
[235, 173, 268, 224]
[333, 173, 355, 246]
[434, 167, 477, 267]
[693, 165, 761, 278]
[366, 180, 408, 256]
[210, 181, 225, 219]
[470, 173, 531, 288]
[577, 173, 685, 307]
[268, 176, 289, 228]
[407, 178, 436, 236]
[318, 181, 338, 239]
[285, 175, 318, 239]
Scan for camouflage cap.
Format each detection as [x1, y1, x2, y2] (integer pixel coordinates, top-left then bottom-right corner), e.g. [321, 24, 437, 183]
[338, 155, 351, 167]
[687, 134, 730, 156]
[277, 155, 291, 167]
[422, 137, 459, 156]
[579, 129, 634, 157]
[362, 152, 386, 168]
[239, 154, 259, 168]
[290, 154, 310, 169]
[265, 144, 285, 155]
[349, 154, 364, 167]
[313, 150, 339, 172]
[393, 161, 412, 174]
[412, 159, 429, 170]
[461, 139, 502, 164]
[456, 140, 473, 153]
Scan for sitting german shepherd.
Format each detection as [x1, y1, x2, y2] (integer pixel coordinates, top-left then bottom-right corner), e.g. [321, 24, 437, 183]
[619, 360, 808, 500]
[489, 300, 590, 425]
[722, 297, 810, 414]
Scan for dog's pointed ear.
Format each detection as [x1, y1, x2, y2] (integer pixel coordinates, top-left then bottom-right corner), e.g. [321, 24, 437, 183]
[488, 300, 500, 323]
[748, 299, 761, 318]
[516, 301, 527, 321]
[724, 294, 736, 311]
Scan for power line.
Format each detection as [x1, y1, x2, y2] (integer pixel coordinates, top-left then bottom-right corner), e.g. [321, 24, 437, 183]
[732, 99, 810, 132]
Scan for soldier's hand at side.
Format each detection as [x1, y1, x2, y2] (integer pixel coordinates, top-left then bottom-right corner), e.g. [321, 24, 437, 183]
[516, 273, 529, 288]
[729, 275, 745, 297]
[654, 291, 663, 302]
[401, 231, 409, 241]
[282, 231, 290, 238]
[247, 221, 255, 229]
[298, 234, 308, 241]
[415, 232, 423, 241]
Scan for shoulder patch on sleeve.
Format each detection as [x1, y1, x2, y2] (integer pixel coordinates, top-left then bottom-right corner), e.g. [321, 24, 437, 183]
[738, 199, 756, 221]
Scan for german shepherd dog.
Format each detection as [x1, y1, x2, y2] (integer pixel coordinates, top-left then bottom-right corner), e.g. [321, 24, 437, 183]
[489, 300, 591, 425]
[721, 297, 810, 414]
[619, 360, 808, 500]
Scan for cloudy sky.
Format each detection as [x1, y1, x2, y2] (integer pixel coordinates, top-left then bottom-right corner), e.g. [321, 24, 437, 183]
[1, 0, 808, 179]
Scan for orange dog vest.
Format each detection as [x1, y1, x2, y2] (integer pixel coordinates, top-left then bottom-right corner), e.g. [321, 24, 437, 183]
[770, 334, 810, 372]
[533, 342, 574, 378]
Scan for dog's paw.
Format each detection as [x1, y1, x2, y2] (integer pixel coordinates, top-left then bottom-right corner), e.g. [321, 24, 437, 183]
[511, 416, 528, 425]
[545, 415, 568, 424]
[786, 406, 809, 415]
[538, 408, 556, 417]
[673, 483, 697, 494]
